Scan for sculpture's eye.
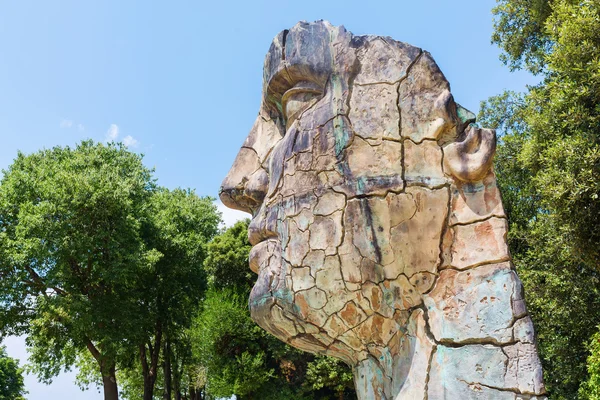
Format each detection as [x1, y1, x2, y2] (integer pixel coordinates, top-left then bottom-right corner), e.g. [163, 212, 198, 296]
[282, 81, 322, 129]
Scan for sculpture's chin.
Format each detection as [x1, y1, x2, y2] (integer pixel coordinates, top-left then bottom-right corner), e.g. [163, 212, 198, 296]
[248, 271, 276, 318]
[248, 253, 297, 341]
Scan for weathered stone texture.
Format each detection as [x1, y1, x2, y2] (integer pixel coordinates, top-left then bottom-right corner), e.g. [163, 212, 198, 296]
[221, 20, 546, 400]
[448, 217, 511, 270]
[404, 139, 445, 187]
[349, 83, 400, 142]
[428, 344, 545, 399]
[449, 170, 506, 225]
[424, 262, 519, 344]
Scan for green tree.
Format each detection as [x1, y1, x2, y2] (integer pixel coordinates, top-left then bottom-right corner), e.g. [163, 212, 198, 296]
[520, 0, 600, 269]
[0, 141, 155, 400]
[136, 188, 220, 400]
[479, 1, 600, 397]
[0, 346, 26, 400]
[191, 288, 275, 399]
[491, 0, 555, 74]
[65, 188, 220, 400]
[305, 356, 354, 400]
[580, 328, 600, 399]
[203, 218, 253, 293]
[491, 0, 600, 267]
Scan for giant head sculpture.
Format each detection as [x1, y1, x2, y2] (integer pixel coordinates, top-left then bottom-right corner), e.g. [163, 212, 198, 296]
[220, 21, 546, 399]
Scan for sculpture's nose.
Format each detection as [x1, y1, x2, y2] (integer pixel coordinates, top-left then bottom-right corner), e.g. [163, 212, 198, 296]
[219, 146, 268, 214]
[220, 111, 282, 214]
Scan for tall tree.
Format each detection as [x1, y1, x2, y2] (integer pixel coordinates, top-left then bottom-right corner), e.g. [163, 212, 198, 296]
[0, 141, 155, 400]
[489, 0, 600, 280]
[137, 188, 220, 400]
[73, 188, 221, 400]
[479, 1, 600, 397]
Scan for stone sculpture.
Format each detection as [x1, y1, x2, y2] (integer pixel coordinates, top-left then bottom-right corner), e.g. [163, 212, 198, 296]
[220, 20, 546, 399]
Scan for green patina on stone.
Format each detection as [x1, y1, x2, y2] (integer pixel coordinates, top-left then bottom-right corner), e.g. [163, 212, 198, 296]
[250, 287, 294, 309]
[333, 114, 351, 157]
[355, 176, 367, 196]
[456, 103, 476, 125]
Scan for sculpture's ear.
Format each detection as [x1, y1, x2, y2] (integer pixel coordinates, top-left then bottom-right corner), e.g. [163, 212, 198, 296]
[442, 126, 497, 182]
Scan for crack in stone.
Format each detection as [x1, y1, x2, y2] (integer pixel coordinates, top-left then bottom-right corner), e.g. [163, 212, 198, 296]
[423, 343, 437, 400]
[457, 379, 526, 396]
[441, 256, 513, 272]
[404, 180, 449, 190]
[449, 213, 508, 227]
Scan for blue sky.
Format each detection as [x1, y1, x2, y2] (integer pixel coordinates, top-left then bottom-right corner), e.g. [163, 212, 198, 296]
[0, 1, 537, 398]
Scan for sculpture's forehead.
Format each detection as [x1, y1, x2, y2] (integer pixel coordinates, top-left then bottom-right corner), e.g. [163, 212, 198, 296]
[259, 20, 473, 144]
[261, 21, 427, 108]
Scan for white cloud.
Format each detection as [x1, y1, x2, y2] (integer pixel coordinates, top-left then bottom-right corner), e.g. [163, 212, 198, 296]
[105, 124, 119, 141]
[122, 135, 139, 148]
[60, 119, 73, 128]
[216, 200, 249, 228]
[77, 123, 85, 132]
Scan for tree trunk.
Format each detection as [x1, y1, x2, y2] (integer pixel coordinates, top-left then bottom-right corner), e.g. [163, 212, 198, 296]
[143, 374, 156, 400]
[140, 324, 163, 400]
[163, 340, 172, 400]
[190, 387, 201, 400]
[101, 364, 119, 400]
[86, 339, 119, 400]
[141, 346, 158, 400]
[172, 345, 182, 400]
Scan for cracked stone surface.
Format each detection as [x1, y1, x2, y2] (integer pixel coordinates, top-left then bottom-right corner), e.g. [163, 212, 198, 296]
[220, 20, 546, 400]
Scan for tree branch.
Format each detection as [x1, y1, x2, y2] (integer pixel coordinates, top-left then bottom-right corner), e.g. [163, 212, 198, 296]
[86, 339, 102, 362]
[22, 264, 68, 296]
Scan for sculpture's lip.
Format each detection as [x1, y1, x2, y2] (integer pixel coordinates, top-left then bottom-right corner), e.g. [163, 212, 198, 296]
[248, 221, 277, 246]
[248, 238, 279, 274]
[249, 232, 278, 246]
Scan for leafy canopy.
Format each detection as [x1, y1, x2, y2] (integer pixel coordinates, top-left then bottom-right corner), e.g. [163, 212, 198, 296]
[0, 140, 155, 386]
[481, 0, 600, 398]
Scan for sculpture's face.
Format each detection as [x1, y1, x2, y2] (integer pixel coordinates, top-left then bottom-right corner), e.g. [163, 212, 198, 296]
[219, 21, 549, 400]
[220, 21, 493, 365]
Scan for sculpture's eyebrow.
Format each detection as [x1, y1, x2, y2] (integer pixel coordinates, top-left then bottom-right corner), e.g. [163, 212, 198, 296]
[264, 69, 294, 114]
[281, 81, 322, 103]
[265, 66, 327, 115]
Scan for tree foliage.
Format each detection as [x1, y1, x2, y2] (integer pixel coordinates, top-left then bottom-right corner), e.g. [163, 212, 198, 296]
[0, 140, 155, 398]
[305, 356, 354, 399]
[482, 1, 600, 398]
[0, 346, 26, 400]
[492, 0, 555, 74]
[191, 288, 275, 398]
[520, 0, 600, 268]
[203, 219, 253, 292]
[0, 141, 221, 400]
[136, 187, 219, 400]
[580, 328, 600, 399]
